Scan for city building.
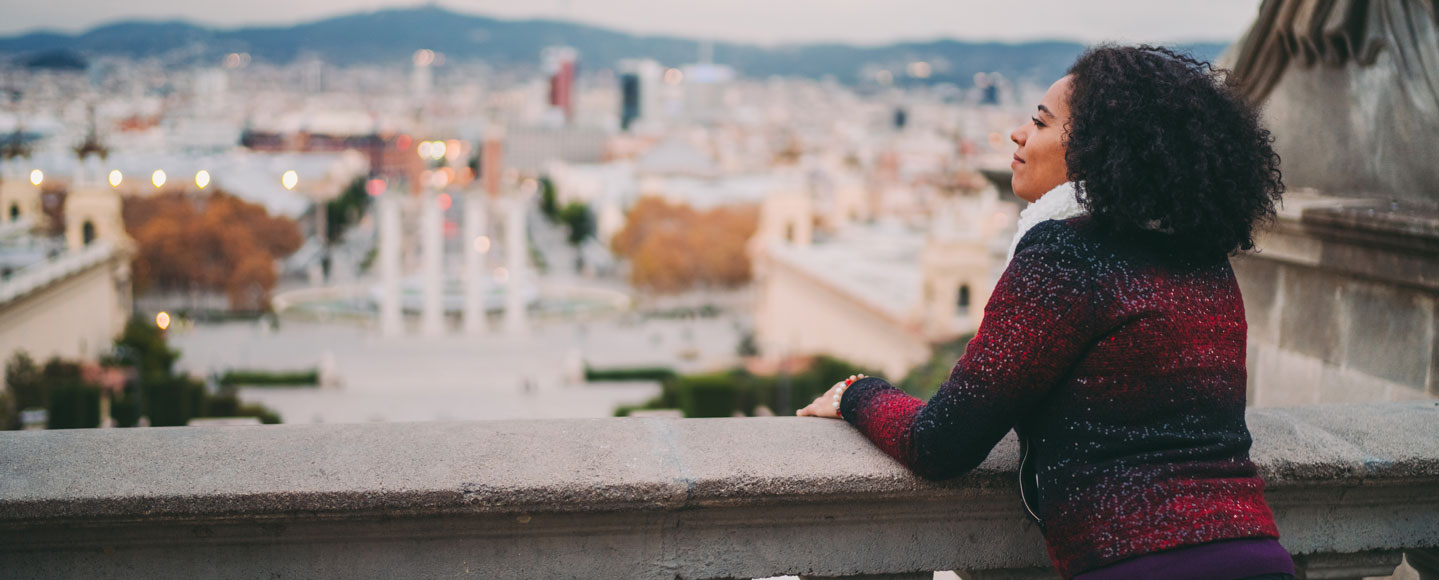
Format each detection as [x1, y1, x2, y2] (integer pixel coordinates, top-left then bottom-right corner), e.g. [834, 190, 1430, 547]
[543, 47, 579, 126]
[751, 172, 1015, 379]
[0, 163, 132, 390]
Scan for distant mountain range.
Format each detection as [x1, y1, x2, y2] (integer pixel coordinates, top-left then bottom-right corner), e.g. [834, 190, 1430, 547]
[0, 6, 1230, 86]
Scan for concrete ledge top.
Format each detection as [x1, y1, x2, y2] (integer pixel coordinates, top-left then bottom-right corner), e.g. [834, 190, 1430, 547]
[1276, 190, 1439, 246]
[1300, 201, 1439, 241]
[1, 401, 1435, 524]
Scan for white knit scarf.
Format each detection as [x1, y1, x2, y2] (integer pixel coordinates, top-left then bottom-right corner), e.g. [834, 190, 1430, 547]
[1004, 181, 1087, 266]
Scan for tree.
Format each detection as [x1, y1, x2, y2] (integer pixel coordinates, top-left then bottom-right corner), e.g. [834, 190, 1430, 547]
[109, 315, 281, 426]
[1, 318, 282, 429]
[611, 197, 696, 257]
[111, 317, 179, 383]
[689, 205, 759, 287]
[538, 176, 560, 222]
[629, 227, 696, 293]
[124, 191, 303, 310]
[611, 197, 759, 293]
[5, 351, 45, 412]
[558, 201, 595, 247]
[41, 358, 100, 429]
[325, 176, 371, 246]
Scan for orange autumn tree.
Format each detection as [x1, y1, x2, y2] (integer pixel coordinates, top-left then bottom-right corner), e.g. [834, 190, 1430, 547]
[612, 197, 759, 294]
[123, 191, 303, 310]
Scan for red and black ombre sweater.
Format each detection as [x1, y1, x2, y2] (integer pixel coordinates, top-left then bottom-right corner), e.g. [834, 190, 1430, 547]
[838, 217, 1281, 579]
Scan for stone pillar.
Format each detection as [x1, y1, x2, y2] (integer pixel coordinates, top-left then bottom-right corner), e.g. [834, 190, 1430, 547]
[377, 194, 403, 337]
[313, 193, 329, 286]
[481, 124, 505, 197]
[463, 191, 489, 336]
[98, 392, 113, 428]
[503, 193, 528, 336]
[420, 190, 445, 337]
[1233, 193, 1439, 407]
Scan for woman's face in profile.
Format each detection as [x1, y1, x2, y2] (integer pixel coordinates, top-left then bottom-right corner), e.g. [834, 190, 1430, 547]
[1010, 76, 1073, 202]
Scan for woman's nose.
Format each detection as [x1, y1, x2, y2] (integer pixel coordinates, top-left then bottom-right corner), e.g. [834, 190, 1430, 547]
[1010, 126, 1025, 146]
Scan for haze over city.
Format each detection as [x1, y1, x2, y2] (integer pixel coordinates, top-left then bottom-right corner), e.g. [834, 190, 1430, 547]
[4, 0, 1264, 45]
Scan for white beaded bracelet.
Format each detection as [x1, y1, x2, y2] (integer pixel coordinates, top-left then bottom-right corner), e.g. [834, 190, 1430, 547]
[832, 376, 861, 413]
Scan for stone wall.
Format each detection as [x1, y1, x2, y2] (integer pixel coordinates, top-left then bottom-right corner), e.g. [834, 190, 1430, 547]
[1, 402, 1436, 579]
[0, 242, 131, 385]
[1235, 191, 1439, 406]
[754, 253, 932, 379]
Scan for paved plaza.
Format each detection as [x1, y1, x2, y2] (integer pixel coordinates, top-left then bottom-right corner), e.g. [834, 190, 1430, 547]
[169, 312, 744, 424]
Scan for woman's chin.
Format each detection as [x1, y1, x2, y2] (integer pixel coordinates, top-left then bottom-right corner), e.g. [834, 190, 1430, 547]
[1011, 185, 1039, 203]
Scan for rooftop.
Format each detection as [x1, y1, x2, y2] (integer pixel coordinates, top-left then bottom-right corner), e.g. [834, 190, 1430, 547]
[767, 220, 926, 324]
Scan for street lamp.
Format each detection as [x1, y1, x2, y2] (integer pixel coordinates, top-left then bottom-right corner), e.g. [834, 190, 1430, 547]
[418, 141, 449, 163]
[151, 169, 167, 188]
[29, 169, 42, 186]
[282, 170, 298, 191]
[195, 170, 210, 189]
[108, 170, 123, 188]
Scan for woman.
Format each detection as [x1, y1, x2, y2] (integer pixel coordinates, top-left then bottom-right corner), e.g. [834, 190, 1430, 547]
[798, 45, 1290, 580]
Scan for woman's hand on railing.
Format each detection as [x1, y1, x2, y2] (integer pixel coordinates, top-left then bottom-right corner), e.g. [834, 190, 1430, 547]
[796, 374, 865, 419]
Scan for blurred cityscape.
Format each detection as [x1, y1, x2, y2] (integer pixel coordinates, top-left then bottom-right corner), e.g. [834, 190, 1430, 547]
[2, 2, 1438, 579]
[0, 2, 1432, 430]
[0, 6, 1085, 428]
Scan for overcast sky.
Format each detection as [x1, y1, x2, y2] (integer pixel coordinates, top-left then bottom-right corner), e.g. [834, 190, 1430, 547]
[2, 0, 1264, 45]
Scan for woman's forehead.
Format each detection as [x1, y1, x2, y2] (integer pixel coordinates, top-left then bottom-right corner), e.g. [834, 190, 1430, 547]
[1041, 76, 1073, 115]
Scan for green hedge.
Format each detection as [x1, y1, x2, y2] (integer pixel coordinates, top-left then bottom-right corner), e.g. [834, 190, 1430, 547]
[145, 380, 284, 426]
[48, 382, 101, 429]
[146, 377, 207, 427]
[110, 393, 142, 428]
[897, 335, 974, 399]
[206, 392, 282, 424]
[611, 356, 882, 419]
[3, 319, 287, 430]
[218, 369, 319, 387]
[584, 366, 678, 382]
[676, 373, 742, 418]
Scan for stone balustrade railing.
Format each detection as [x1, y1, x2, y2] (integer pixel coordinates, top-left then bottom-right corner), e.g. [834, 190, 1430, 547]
[0, 240, 115, 305]
[1, 401, 1436, 579]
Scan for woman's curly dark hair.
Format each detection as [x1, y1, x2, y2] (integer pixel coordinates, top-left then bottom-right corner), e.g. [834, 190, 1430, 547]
[1064, 45, 1283, 256]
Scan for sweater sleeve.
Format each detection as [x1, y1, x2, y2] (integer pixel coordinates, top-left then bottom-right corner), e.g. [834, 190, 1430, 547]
[839, 220, 1103, 480]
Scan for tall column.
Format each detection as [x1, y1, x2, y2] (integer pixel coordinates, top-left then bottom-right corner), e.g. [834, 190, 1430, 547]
[313, 193, 328, 286]
[503, 193, 528, 335]
[463, 191, 489, 336]
[378, 194, 403, 337]
[420, 190, 446, 337]
[481, 124, 505, 197]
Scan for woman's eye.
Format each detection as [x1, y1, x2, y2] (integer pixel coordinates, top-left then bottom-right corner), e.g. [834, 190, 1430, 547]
[1031, 116, 1045, 128]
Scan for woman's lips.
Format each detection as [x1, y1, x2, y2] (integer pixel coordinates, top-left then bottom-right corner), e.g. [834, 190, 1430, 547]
[1011, 154, 1025, 168]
